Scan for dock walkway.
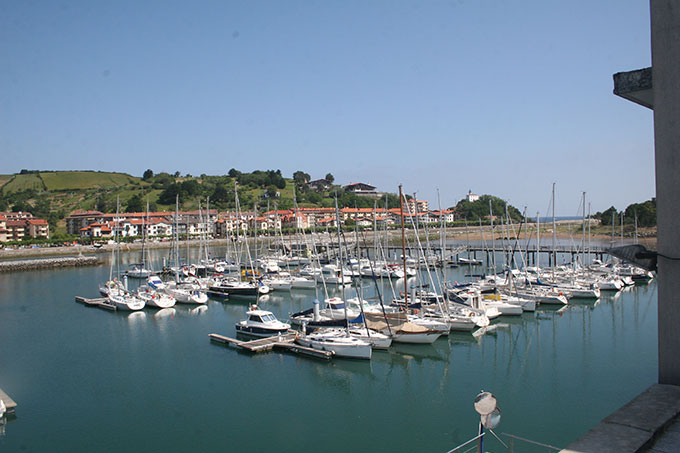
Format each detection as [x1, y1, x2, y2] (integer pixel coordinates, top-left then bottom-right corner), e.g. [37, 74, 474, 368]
[75, 296, 116, 311]
[209, 332, 333, 360]
[0, 387, 17, 415]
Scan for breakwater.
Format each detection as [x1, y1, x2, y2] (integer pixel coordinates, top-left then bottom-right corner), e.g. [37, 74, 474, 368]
[0, 256, 100, 273]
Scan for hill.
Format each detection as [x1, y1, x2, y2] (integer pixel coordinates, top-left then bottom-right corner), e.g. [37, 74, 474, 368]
[0, 169, 402, 236]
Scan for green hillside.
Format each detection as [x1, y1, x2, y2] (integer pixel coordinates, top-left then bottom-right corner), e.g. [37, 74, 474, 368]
[0, 169, 400, 237]
[1, 173, 45, 192]
[0, 175, 13, 187]
[40, 171, 141, 190]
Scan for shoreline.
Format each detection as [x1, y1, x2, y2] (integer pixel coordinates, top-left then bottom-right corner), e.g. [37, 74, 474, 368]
[0, 225, 657, 261]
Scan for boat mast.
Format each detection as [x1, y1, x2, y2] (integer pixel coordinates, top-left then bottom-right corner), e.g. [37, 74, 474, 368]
[115, 195, 120, 279]
[536, 212, 540, 268]
[588, 202, 592, 264]
[489, 199, 496, 272]
[398, 185, 408, 310]
[551, 182, 556, 281]
[581, 191, 586, 268]
[174, 194, 180, 282]
[333, 193, 350, 336]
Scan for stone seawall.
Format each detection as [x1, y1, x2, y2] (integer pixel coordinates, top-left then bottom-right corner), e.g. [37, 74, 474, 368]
[0, 256, 100, 273]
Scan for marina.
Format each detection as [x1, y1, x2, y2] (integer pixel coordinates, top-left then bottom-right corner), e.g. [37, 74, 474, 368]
[0, 243, 658, 451]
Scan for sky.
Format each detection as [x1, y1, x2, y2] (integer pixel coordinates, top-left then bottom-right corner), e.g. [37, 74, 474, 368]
[0, 0, 654, 215]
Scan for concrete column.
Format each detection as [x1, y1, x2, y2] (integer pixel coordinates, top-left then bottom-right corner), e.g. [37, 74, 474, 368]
[652, 0, 680, 385]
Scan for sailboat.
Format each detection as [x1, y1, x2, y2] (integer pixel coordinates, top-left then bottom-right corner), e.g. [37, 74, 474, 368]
[125, 203, 153, 278]
[162, 195, 208, 305]
[105, 197, 145, 311]
[295, 195, 372, 359]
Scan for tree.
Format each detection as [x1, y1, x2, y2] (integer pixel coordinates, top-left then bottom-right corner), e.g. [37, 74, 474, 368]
[265, 186, 279, 199]
[228, 168, 241, 178]
[454, 195, 523, 222]
[293, 171, 310, 185]
[212, 184, 232, 204]
[594, 206, 619, 226]
[325, 173, 334, 184]
[11, 200, 31, 212]
[142, 169, 154, 180]
[624, 198, 656, 227]
[181, 179, 201, 196]
[125, 194, 145, 213]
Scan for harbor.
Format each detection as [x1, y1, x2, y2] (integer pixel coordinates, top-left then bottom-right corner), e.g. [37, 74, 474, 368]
[0, 243, 658, 452]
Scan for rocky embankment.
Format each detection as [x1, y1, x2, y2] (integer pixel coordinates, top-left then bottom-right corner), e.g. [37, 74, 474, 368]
[0, 256, 100, 273]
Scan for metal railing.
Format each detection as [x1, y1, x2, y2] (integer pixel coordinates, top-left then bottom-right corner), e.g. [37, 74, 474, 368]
[501, 433, 562, 452]
[446, 432, 485, 453]
[446, 432, 562, 453]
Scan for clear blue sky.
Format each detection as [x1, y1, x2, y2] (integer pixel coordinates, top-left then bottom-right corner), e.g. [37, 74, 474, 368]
[0, 0, 653, 215]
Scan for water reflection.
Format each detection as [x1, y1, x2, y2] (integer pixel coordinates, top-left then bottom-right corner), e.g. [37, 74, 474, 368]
[188, 305, 208, 316]
[127, 311, 147, 324]
[154, 307, 176, 320]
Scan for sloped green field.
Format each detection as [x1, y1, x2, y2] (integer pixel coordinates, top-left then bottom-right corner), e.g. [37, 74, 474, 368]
[40, 171, 140, 190]
[0, 174, 14, 188]
[1, 173, 45, 192]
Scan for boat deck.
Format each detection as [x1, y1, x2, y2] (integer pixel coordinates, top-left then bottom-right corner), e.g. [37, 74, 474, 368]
[209, 332, 333, 360]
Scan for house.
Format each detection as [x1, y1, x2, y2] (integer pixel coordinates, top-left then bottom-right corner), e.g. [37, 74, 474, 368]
[344, 182, 378, 197]
[466, 190, 480, 203]
[406, 199, 429, 215]
[5, 220, 26, 241]
[66, 210, 105, 235]
[0, 214, 8, 242]
[309, 179, 330, 191]
[316, 217, 338, 228]
[430, 209, 456, 223]
[79, 222, 113, 239]
[1, 216, 50, 241]
[26, 218, 50, 239]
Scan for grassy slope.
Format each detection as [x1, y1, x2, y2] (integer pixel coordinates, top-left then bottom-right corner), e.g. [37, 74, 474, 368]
[1, 172, 313, 235]
[0, 174, 13, 188]
[1, 173, 45, 192]
[40, 171, 140, 190]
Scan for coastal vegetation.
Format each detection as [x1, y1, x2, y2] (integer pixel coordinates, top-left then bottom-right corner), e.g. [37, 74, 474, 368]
[0, 170, 656, 241]
[593, 198, 656, 227]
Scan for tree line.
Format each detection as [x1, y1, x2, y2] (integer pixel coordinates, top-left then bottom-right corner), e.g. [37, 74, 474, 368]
[593, 198, 656, 227]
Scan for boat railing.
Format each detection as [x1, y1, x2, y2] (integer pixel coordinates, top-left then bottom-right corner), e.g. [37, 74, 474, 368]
[501, 432, 562, 452]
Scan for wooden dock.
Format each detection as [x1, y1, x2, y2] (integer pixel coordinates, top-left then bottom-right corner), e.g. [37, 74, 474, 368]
[0, 387, 17, 415]
[209, 332, 333, 360]
[75, 296, 116, 311]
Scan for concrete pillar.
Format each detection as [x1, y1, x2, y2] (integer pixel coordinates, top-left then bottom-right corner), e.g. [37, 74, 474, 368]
[652, 0, 680, 385]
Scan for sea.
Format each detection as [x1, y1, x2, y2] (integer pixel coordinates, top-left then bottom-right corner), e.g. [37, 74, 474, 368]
[0, 244, 657, 452]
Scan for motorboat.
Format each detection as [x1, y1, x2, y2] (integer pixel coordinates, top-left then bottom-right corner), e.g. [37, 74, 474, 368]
[235, 307, 291, 338]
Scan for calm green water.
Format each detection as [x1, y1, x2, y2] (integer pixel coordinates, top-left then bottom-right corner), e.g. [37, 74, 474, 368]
[0, 247, 658, 452]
